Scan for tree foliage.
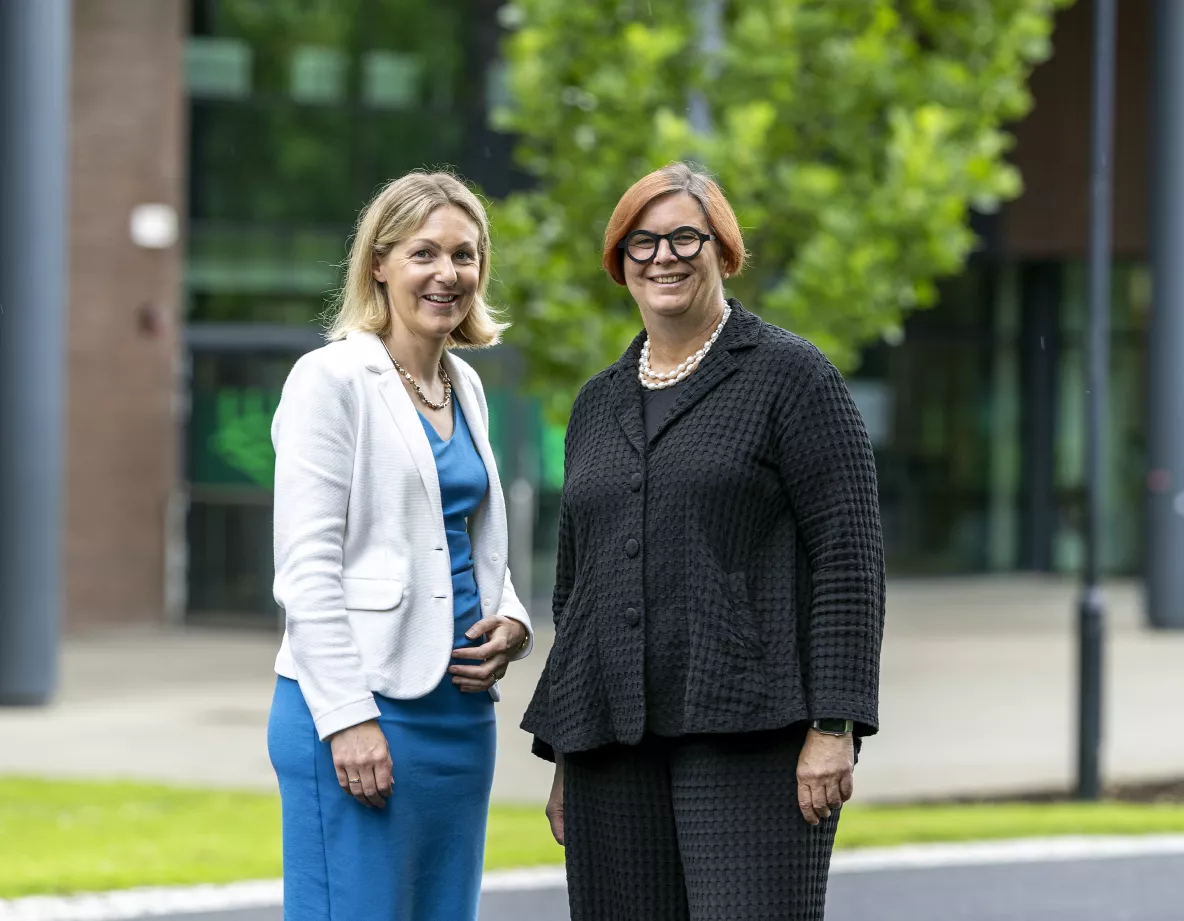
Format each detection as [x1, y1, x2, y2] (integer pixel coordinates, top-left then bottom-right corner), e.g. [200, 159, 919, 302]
[490, 0, 1072, 417]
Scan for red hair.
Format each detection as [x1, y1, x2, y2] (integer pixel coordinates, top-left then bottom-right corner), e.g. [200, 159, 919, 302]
[602, 162, 747, 285]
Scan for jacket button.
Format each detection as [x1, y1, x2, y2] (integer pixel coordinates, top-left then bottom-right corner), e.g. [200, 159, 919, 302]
[491, 553, 499, 562]
[630, 472, 643, 492]
[625, 538, 639, 558]
[624, 607, 640, 627]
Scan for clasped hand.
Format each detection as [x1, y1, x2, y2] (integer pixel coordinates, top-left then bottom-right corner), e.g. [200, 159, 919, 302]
[447, 615, 527, 692]
[329, 617, 526, 809]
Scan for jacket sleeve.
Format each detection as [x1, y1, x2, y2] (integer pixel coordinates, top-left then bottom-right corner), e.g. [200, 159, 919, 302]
[272, 354, 380, 741]
[498, 567, 534, 662]
[529, 396, 582, 763]
[774, 357, 885, 736]
[458, 361, 534, 660]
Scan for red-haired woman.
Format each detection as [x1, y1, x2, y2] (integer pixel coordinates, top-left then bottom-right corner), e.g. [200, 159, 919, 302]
[522, 161, 885, 921]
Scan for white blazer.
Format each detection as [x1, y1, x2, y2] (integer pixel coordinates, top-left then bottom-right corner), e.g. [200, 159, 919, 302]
[271, 330, 534, 741]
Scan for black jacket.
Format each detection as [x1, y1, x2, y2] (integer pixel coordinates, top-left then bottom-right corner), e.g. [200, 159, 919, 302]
[521, 301, 885, 759]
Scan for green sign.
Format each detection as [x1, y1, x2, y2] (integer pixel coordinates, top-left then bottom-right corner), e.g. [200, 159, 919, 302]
[190, 385, 567, 493]
[191, 388, 279, 489]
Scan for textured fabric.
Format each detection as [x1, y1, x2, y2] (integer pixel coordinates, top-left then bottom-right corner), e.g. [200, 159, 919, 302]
[270, 332, 532, 741]
[522, 300, 884, 758]
[563, 728, 840, 921]
[269, 406, 496, 921]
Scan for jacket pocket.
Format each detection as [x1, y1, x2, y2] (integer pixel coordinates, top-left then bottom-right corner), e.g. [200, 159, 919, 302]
[342, 577, 404, 611]
[724, 571, 762, 654]
[552, 578, 585, 648]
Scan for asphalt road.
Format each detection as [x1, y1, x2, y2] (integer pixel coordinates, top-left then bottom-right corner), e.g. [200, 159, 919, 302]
[484, 853, 1177, 920]
[159, 853, 1181, 921]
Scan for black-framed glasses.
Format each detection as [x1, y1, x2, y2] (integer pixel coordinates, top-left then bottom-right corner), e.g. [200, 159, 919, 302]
[617, 226, 717, 264]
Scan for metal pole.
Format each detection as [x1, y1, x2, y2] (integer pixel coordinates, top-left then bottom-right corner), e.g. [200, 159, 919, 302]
[1147, 1, 1184, 629]
[688, 0, 723, 135]
[0, 0, 71, 705]
[1077, 0, 1116, 801]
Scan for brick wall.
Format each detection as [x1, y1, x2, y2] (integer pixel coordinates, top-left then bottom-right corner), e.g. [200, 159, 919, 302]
[65, 0, 186, 630]
[1001, 0, 1151, 259]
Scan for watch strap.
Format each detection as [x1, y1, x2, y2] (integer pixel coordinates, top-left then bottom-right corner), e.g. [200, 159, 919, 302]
[812, 718, 854, 735]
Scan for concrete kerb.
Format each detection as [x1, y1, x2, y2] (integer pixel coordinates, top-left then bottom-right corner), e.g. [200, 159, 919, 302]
[5, 836, 1184, 919]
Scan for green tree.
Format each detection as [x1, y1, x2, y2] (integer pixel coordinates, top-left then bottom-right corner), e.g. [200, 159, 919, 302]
[491, 0, 1072, 418]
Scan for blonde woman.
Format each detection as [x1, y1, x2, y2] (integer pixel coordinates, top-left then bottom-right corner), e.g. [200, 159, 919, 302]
[267, 171, 533, 921]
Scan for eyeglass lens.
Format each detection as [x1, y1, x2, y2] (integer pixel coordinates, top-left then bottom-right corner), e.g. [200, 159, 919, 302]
[627, 227, 706, 262]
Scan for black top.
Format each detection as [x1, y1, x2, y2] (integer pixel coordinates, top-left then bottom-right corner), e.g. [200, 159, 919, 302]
[522, 300, 885, 760]
[642, 378, 688, 440]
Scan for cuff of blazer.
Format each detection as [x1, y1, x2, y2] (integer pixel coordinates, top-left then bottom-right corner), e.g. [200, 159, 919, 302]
[497, 611, 534, 661]
[312, 695, 382, 742]
[501, 616, 534, 661]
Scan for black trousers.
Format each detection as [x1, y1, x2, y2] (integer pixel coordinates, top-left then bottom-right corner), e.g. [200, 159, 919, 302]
[563, 727, 841, 921]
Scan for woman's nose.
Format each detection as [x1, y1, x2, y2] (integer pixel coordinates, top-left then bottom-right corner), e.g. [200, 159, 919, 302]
[653, 239, 678, 263]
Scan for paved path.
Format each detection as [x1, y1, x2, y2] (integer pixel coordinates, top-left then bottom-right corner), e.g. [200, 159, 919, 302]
[74, 851, 1184, 921]
[1, 576, 1183, 804]
[824, 854, 1181, 921]
[479, 855, 1184, 921]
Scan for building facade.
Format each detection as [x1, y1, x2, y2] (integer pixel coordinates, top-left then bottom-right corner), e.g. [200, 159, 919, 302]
[60, 0, 1163, 630]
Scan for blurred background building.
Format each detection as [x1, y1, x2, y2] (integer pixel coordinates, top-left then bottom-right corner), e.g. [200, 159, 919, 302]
[61, 0, 1154, 631]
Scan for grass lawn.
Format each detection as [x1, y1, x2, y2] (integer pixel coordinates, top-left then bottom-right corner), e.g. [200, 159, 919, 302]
[2, 777, 1184, 898]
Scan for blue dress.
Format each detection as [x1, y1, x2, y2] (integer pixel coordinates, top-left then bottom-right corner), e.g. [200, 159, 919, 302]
[268, 398, 496, 921]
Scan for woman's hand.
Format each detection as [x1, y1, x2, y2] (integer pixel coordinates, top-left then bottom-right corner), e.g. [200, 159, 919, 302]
[329, 719, 393, 809]
[546, 758, 565, 846]
[796, 729, 855, 826]
[449, 616, 528, 692]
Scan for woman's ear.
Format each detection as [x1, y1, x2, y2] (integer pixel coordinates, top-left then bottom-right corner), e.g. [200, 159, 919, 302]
[372, 253, 386, 283]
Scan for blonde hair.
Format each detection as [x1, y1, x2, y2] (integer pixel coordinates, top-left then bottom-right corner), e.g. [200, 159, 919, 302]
[325, 171, 507, 348]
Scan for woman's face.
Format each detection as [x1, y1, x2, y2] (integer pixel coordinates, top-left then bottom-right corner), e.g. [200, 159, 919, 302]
[622, 192, 723, 323]
[373, 205, 481, 344]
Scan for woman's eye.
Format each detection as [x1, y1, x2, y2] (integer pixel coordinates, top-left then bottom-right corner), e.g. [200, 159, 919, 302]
[456, 251, 475, 261]
[414, 249, 433, 259]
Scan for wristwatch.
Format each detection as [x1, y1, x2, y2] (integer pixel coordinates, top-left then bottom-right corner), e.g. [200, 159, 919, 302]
[811, 718, 853, 736]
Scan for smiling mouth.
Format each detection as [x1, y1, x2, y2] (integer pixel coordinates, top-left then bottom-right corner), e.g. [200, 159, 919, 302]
[650, 275, 688, 286]
[423, 293, 459, 304]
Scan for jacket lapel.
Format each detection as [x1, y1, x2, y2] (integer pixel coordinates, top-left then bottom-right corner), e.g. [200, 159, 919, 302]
[349, 331, 444, 526]
[445, 352, 504, 502]
[652, 304, 760, 442]
[649, 348, 740, 444]
[613, 331, 648, 457]
[613, 300, 762, 448]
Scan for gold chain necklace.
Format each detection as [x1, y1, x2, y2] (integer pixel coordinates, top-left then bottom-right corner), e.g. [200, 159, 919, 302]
[380, 340, 452, 411]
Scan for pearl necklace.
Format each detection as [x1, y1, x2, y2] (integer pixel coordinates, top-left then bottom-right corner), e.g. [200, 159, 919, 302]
[380, 339, 452, 411]
[637, 304, 731, 391]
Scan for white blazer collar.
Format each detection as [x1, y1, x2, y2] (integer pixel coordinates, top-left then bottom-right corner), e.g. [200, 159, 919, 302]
[344, 331, 501, 525]
[346, 332, 444, 525]
[347, 329, 396, 374]
[443, 352, 495, 470]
